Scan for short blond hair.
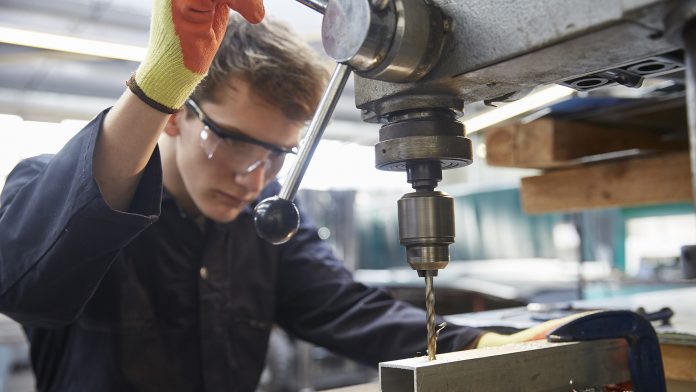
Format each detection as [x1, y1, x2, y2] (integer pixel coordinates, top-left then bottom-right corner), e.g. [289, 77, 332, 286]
[192, 14, 330, 122]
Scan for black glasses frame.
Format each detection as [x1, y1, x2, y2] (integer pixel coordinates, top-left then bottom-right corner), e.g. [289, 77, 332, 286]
[185, 99, 298, 156]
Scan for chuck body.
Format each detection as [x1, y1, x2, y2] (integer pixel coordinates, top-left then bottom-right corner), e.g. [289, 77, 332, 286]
[398, 190, 454, 276]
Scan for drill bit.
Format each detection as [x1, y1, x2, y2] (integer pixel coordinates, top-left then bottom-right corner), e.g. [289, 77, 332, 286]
[425, 272, 436, 360]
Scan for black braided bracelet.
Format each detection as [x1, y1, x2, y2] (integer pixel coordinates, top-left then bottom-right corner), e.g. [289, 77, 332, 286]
[126, 75, 179, 114]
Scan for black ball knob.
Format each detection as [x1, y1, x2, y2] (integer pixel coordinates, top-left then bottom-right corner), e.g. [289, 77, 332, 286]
[253, 196, 300, 245]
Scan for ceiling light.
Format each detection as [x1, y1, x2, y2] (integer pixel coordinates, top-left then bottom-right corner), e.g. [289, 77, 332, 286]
[464, 85, 575, 134]
[0, 26, 145, 62]
[0, 113, 23, 124]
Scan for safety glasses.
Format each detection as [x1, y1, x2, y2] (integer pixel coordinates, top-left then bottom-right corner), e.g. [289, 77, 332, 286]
[185, 99, 298, 176]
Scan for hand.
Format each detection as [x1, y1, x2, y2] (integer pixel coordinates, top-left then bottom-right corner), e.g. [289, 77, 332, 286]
[171, 0, 264, 74]
[226, 0, 265, 24]
[476, 311, 598, 348]
[129, 0, 265, 113]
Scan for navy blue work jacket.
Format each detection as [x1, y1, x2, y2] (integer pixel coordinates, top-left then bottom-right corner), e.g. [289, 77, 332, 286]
[0, 110, 481, 391]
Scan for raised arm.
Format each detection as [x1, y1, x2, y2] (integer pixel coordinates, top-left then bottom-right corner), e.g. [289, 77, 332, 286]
[95, 0, 265, 211]
[0, 0, 264, 327]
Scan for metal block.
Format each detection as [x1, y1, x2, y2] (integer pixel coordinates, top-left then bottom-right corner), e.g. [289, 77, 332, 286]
[379, 339, 630, 392]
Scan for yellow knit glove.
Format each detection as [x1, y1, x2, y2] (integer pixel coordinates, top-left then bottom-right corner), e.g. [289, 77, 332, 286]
[129, 0, 265, 113]
[476, 311, 598, 348]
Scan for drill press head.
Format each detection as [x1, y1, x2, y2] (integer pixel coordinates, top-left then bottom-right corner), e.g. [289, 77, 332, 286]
[378, 107, 471, 360]
[375, 108, 472, 276]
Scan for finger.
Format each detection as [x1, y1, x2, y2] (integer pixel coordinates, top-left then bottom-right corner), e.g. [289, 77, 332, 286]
[173, 0, 217, 24]
[224, 0, 265, 24]
[212, 3, 231, 41]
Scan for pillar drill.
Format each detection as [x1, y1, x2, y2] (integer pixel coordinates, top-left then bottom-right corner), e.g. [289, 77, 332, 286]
[257, 0, 693, 364]
[253, 0, 470, 360]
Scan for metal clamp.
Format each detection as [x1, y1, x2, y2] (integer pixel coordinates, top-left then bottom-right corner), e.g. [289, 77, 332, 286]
[547, 310, 666, 392]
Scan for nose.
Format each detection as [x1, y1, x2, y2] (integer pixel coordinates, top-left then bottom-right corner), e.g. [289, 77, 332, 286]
[235, 163, 267, 194]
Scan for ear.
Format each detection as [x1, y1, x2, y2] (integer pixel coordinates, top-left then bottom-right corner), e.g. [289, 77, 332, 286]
[163, 112, 183, 137]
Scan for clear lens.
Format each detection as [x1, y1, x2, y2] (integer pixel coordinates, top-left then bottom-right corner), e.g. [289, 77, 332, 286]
[200, 127, 220, 160]
[199, 126, 287, 179]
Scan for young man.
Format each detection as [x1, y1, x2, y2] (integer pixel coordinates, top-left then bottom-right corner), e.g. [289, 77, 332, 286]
[0, 1, 576, 391]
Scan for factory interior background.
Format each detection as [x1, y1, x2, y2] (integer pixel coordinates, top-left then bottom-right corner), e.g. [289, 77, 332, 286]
[0, 0, 695, 391]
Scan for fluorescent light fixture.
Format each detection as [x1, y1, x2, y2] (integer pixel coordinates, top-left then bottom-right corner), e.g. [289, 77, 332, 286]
[464, 85, 575, 134]
[0, 113, 23, 124]
[0, 26, 146, 62]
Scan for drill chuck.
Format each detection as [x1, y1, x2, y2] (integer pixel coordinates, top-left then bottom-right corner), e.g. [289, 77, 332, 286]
[397, 190, 455, 274]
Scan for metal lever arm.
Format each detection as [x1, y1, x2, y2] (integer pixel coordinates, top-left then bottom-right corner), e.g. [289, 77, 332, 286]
[295, 0, 328, 14]
[280, 64, 351, 201]
[253, 63, 352, 244]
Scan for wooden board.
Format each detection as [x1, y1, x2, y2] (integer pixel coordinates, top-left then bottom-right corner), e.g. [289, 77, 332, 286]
[485, 119, 682, 169]
[661, 344, 696, 382]
[520, 152, 693, 213]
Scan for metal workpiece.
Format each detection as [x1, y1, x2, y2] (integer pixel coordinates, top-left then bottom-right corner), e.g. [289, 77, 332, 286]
[398, 190, 454, 272]
[321, 0, 446, 82]
[354, 0, 679, 113]
[253, 63, 351, 245]
[379, 339, 630, 392]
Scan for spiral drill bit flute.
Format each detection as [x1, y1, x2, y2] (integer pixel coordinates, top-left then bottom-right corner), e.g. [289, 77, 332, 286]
[425, 273, 436, 359]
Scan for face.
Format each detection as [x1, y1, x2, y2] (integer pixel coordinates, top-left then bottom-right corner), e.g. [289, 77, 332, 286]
[162, 76, 303, 222]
